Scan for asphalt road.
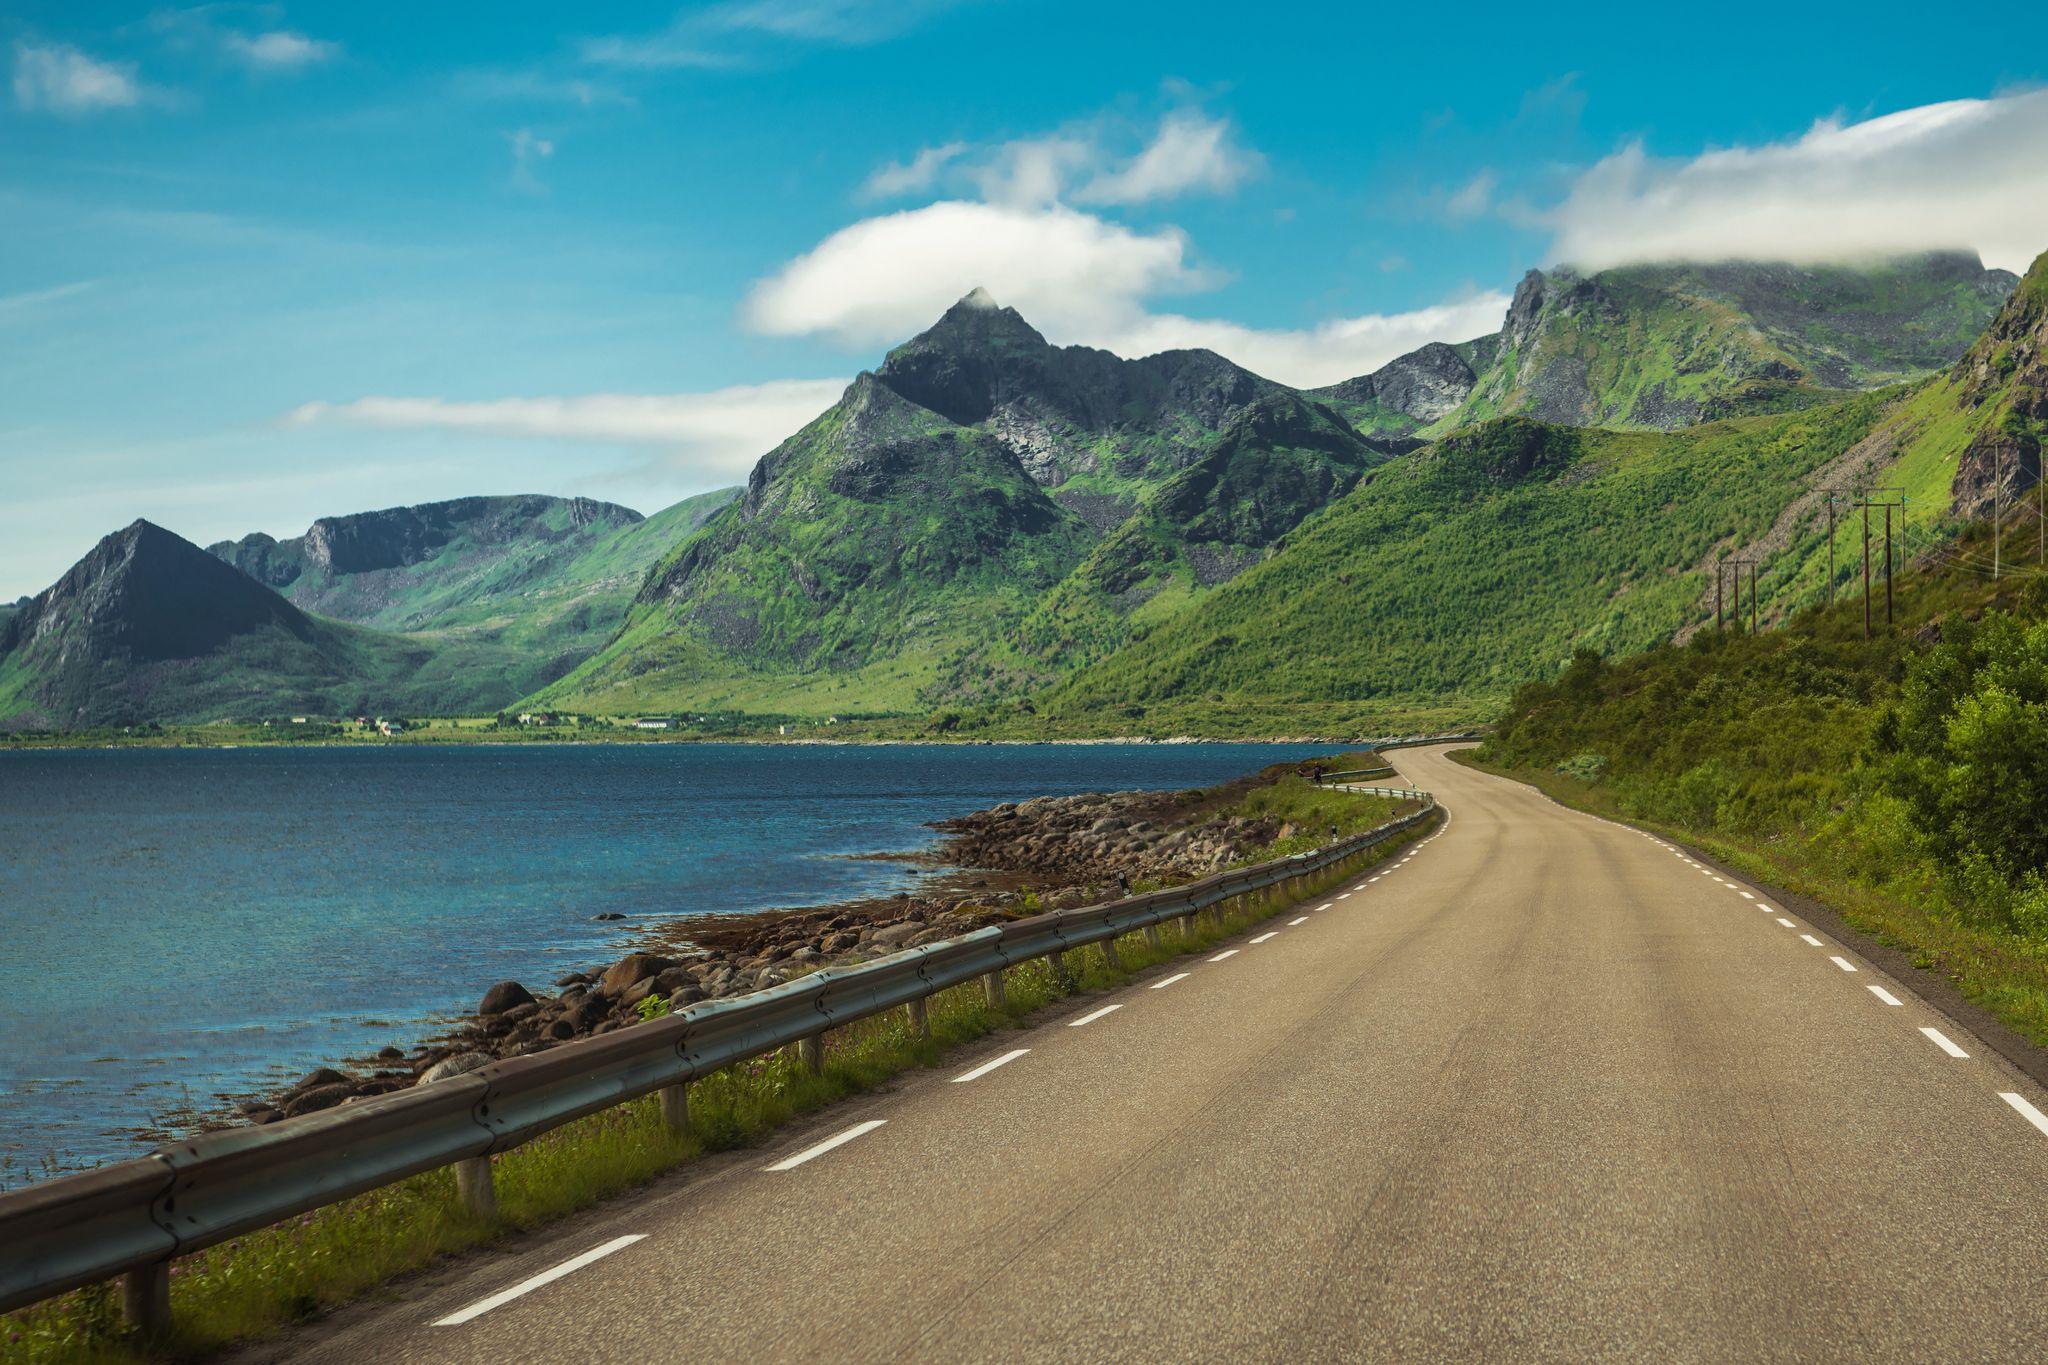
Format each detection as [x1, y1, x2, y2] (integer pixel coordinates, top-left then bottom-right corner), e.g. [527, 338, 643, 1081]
[259, 745, 2048, 1363]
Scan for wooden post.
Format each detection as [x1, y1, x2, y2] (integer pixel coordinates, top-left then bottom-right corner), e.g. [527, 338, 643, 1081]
[1101, 938, 1124, 973]
[658, 1083, 690, 1133]
[1716, 559, 1724, 631]
[1144, 924, 1162, 951]
[982, 970, 1006, 1009]
[1862, 502, 1872, 639]
[797, 1032, 824, 1073]
[1884, 503, 1895, 627]
[906, 996, 930, 1039]
[123, 1261, 170, 1338]
[1827, 497, 1836, 606]
[454, 1155, 497, 1219]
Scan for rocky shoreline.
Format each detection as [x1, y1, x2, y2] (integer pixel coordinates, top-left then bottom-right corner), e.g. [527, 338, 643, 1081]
[230, 757, 1352, 1127]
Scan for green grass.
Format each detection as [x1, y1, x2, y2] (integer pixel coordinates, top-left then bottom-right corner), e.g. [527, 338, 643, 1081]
[2, 808, 1433, 1362]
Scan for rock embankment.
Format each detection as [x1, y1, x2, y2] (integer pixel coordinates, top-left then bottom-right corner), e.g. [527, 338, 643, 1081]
[229, 762, 1330, 1126]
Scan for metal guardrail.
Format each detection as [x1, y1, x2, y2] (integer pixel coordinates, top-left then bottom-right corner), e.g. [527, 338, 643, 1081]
[0, 746, 1457, 1328]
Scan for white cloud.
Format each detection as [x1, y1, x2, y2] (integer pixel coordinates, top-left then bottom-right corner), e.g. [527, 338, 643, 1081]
[859, 141, 968, 200]
[1549, 89, 2048, 274]
[0, 280, 98, 316]
[583, 0, 964, 69]
[743, 200, 1211, 347]
[286, 380, 852, 481]
[1444, 170, 1496, 221]
[1074, 111, 1261, 206]
[13, 41, 143, 113]
[743, 197, 1507, 386]
[1100, 294, 1512, 390]
[222, 30, 340, 71]
[970, 135, 1096, 207]
[508, 127, 555, 193]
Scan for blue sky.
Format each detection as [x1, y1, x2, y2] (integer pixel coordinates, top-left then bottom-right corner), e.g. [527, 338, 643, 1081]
[3, 0, 2046, 597]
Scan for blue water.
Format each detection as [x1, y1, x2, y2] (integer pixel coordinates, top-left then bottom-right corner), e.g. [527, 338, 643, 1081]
[0, 741, 1329, 1178]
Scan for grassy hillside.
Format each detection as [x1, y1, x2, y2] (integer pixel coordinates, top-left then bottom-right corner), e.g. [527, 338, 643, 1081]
[1009, 399, 1893, 736]
[211, 489, 737, 673]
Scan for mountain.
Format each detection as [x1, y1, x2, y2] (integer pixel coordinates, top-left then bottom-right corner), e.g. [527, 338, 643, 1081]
[0, 521, 539, 729]
[1021, 250, 2048, 736]
[209, 489, 737, 674]
[1315, 252, 2017, 442]
[536, 291, 1385, 716]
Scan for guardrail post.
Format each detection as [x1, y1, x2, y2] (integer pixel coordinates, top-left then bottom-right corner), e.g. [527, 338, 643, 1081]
[906, 996, 930, 1038]
[1101, 938, 1125, 973]
[1143, 924, 1162, 950]
[1046, 949, 1073, 990]
[454, 1155, 497, 1220]
[659, 1082, 690, 1133]
[982, 969, 1006, 1009]
[797, 1032, 825, 1073]
[123, 1260, 170, 1338]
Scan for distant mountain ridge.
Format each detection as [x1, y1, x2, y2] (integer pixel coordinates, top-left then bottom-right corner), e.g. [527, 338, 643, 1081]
[0, 521, 536, 728]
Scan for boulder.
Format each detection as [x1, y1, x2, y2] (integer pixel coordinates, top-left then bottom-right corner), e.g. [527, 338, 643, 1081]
[416, 1051, 493, 1086]
[283, 1082, 356, 1117]
[869, 922, 921, 950]
[479, 981, 534, 1015]
[375, 1046, 405, 1062]
[601, 953, 676, 996]
[291, 1067, 348, 1092]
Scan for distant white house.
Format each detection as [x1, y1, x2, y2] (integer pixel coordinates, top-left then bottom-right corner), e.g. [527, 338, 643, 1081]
[376, 718, 407, 736]
[290, 716, 308, 725]
[633, 717, 674, 731]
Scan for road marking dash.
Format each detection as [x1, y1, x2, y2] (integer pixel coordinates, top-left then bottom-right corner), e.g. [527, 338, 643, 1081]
[765, 1120, 888, 1171]
[1288, 915, 1309, 925]
[434, 1235, 648, 1326]
[1148, 973, 1190, 991]
[1777, 917, 1796, 928]
[1867, 984, 1902, 1006]
[1315, 902, 1333, 911]
[952, 1048, 1030, 1082]
[1069, 1003, 1123, 1028]
[1208, 949, 1238, 962]
[1800, 934, 1823, 947]
[1249, 931, 1279, 944]
[1739, 892, 1756, 899]
[2000, 1092, 2048, 1137]
[1829, 956, 1857, 973]
[1920, 1027, 1970, 1059]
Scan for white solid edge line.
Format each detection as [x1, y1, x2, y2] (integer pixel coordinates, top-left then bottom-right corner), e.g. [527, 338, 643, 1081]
[1069, 1003, 1123, 1027]
[1920, 1027, 1971, 1059]
[765, 1119, 888, 1172]
[1829, 956, 1858, 973]
[434, 1235, 648, 1326]
[1249, 931, 1279, 944]
[951, 1048, 1030, 1083]
[2001, 1092, 2048, 1137]
[1868, 984, 1903, 1006]
[1208, 949, 1238, 962]
[1289, 915, 1309, 925]
[1149, 972, 1191, 990]
[1800, 934, 1824, 947]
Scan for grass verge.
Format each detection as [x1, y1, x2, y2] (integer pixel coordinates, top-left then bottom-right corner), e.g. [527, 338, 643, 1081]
[3, 804, 1433, 1363]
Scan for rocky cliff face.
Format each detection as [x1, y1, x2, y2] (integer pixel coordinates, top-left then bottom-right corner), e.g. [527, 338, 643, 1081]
[1948, 253, 2048, 520]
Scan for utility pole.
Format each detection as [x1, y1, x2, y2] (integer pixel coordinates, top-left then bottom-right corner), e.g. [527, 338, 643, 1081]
[1861, 499, 1872, 639]
[1826, 493, 1837, 607]
[1996, 441, 2005, 581]
[1726, 557, 1754, 633]
[1855, 491, 1907, 635]
[1749, 560, 1760, 635]
[1716, 555, 1725, 632]
[1884, 501, 1894, 627]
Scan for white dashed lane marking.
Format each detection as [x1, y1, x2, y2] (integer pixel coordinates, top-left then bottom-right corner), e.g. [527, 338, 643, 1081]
[1069, 1004, 1123, 1028]
[952, 1049, 1030, 1083]
[1868, 985, 1903, 1006]
[765, 1120, 888, 1172]
[1249, 931, 1279, 945]
[1147, 973, 1190, 991]
[2002, 1092, 2048, 1137]
[434, 1235, 649, 1327]
[1829, 956, 1858, 973]
[1920, 1027, 1971, 1059]
[1208, 949, 1238, 962]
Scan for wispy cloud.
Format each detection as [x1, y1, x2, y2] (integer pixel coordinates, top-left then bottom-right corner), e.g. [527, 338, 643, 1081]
[863, 107, 1262, 209]
[1443, 170, 1497, 221]
[859, 141, 968, 201]
[287, 380, 852, 481]
[12, 41, 145, 114]
[221, 29, 339, 71]
[1546, 89, 2048, 274]
[583, 0, 968, 70]
[507, 127, 555, 194]
[0, 280, 99, 315]
[451, 68, 636, 108]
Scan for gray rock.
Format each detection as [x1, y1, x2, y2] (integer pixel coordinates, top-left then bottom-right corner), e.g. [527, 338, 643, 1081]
[479, 981, 534, 1015]
[415, 1051, 493, 1086]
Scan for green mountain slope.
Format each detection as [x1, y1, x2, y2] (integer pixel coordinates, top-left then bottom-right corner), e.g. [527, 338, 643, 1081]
[209, 489, 737, 673]
[0, 522, 538, 728]
[537, 292, 1387, 716]
[1315, 252, 2016, 444]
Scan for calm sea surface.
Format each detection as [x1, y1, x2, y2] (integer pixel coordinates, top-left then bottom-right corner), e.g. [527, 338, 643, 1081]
[0, 741, 1329, 1177]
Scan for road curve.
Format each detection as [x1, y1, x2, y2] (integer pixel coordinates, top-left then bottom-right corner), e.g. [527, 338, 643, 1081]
[250, 745, 2048, 1363]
